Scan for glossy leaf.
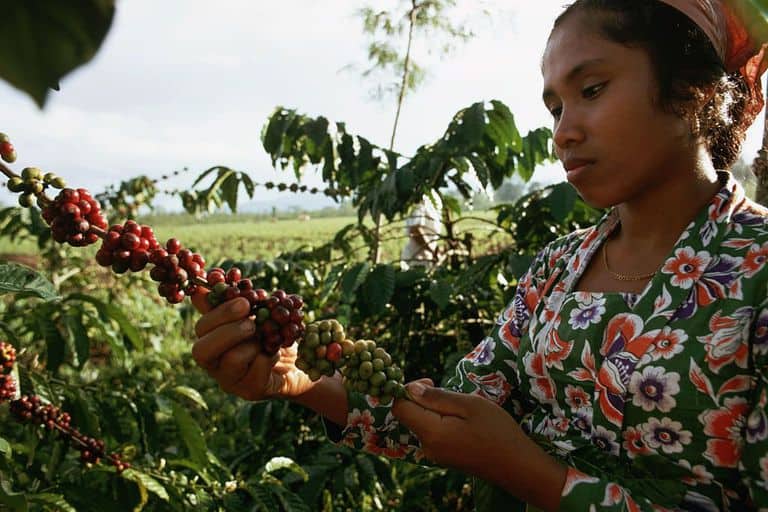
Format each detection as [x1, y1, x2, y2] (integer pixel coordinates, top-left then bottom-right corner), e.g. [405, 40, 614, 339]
[0, 263, 58, 301]
[0, 1, 115, 107]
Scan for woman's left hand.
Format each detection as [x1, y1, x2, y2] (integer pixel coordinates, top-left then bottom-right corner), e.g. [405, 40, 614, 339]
[392, 379, 567, 512]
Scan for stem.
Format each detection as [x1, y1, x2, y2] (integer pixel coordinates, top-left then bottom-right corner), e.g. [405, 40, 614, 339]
[373, 0, 420, 265]
[0, 161, 18, 179]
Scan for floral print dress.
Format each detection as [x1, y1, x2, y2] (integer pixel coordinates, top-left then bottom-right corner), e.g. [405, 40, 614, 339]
[329, 173, 768, 511]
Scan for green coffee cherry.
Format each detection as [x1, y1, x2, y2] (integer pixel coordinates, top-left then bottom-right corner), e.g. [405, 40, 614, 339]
[6, 177, 23, 192]
[21, 167, 42, 180]
[18, 193, 34, 207]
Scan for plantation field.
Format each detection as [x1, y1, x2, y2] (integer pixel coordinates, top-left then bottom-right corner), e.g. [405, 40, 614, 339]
[0, 210, 508, 266]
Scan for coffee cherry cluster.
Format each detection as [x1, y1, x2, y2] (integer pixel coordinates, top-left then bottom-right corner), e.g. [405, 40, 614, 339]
[95, 221, 160, 274]
[204, 268, 305, 355]
[295, 320, 353, 381]
[340, 339, 406, 405]
[10, 395, 131, 473]
[6, 167, 67, 207]
[148, 238, 207, 304]
[0, 133, 16, 163]
[0, 341, 16, 371]
[251, 289, 305, 355]
[0, 342, 16, 402]
[42, 188, 108, 246]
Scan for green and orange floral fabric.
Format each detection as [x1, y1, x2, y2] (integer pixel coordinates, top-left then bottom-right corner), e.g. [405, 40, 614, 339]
[330, 172, 768, 511]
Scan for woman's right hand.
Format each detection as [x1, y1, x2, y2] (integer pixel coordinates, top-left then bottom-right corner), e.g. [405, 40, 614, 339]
[190, 295, 317, 401]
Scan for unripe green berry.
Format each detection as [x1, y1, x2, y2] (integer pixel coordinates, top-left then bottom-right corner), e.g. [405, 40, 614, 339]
[355, 380, 368, 393]
[372, 358, 385, 372]
[256, 307, 270, 323]
[354, 340, 367, 353]
[295, 358, 310, 372]
[370, 371, 387, 387]
[308, 368, 322, 382]
[21, 167, 42, 180]
[319, 320, 331, 332]
[18, 193, 34, 207]
[383, 380, 399, 394]
[320, 331, 332, 345]
[359, 361, 373, 379]
[365, 340, 377, 352]
[43, 172, 57, 184]
[6, 177, 23, 192]
[0, 133, 8, 143]
[213, 282, 228, 295]
[332, 330, 344, 343]
[368, 386, 380, 397]
[305, 323, 319, 334]
[316, 359, 331, 373]
[305, 332, 320, 348]
[386, 366, 402, 380]
[51, 177, 67, 189]
[340, 339, 355, 356]
[359, 350, 372, 362]
[30, 181, 44, 194]
[380, 393, 394, 404]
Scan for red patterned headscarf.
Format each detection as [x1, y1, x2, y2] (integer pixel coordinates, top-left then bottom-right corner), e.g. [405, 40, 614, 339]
[659, 0, 768, 124]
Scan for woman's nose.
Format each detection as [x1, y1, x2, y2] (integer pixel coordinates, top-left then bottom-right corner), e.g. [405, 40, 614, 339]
[552, 107, 585, 150]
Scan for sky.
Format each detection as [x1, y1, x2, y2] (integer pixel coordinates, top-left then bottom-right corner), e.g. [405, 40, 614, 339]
[0, 1, 765, 212]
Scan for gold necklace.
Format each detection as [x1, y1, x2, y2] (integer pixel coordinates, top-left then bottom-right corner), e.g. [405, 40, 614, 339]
[602, 240, 657, 282]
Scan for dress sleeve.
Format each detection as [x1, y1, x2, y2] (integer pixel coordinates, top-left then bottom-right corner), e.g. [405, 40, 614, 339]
[322, 249, 549, 464]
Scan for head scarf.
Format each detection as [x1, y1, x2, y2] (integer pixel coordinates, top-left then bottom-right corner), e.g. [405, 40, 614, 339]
[658, 0, 768, 123]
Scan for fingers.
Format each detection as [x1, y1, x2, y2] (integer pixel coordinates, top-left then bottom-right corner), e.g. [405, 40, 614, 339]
[228, 351, 281, 398]
[191, 287, 212, 314]
[404, 383, 470, 418]
[208, 340, 261, 388]
[192, 315, 255, 371]
[194, 297, 250, 338]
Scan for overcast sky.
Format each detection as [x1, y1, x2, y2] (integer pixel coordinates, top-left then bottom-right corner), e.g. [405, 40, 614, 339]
[0, 1, 764, 211]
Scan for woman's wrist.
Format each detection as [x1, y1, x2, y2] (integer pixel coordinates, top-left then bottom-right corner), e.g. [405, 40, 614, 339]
[290, 373, 349, 427]
[495, 432, 567, 511]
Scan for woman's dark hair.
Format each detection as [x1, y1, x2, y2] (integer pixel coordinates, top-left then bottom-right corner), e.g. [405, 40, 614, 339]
[552, 0, 754, 169]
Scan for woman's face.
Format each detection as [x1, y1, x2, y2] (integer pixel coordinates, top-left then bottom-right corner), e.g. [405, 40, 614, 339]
[541, 12, 693, 208]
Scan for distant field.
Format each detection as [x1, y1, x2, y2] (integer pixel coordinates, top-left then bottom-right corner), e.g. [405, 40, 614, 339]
[0, 210, 510, 265]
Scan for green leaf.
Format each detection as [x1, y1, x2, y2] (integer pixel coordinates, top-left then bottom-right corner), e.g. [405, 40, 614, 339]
[340, 262, 370, 302]
[428, 279, 452, 310]
[548, 182, 577, 222]
[0, 1, 115, 107]
[27, 493, 75, 512]
[0, 437, 11, 459]
[0, 263, 58, 301]
[246, 484, 279, 510]
[171, 401, 209, 468]
[121, 468, 170, 502]
[361, 264, 395, 315]
[64, 308, 90, 369]
[35, 306, 65, 373]
[221, 172, 240, 213]
[65, 293, 143, 350]
[263, 456, 309, 482]
[170, 386, 208, 411]
[0, 476, 27, 511]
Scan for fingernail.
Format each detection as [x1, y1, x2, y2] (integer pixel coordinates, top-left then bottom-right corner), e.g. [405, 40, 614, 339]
[409, 383, 425, 398]
[240, 319, 254, 333]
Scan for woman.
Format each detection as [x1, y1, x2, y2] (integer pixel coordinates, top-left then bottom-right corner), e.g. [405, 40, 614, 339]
[191, 1, 768, 509]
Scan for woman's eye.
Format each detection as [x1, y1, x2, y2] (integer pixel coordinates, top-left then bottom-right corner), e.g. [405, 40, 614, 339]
[582, 82, 606, 99]
[549, 106, 562, 119]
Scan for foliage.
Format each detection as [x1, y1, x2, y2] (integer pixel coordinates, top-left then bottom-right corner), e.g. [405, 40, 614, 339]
[0, 1, 115, 108]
